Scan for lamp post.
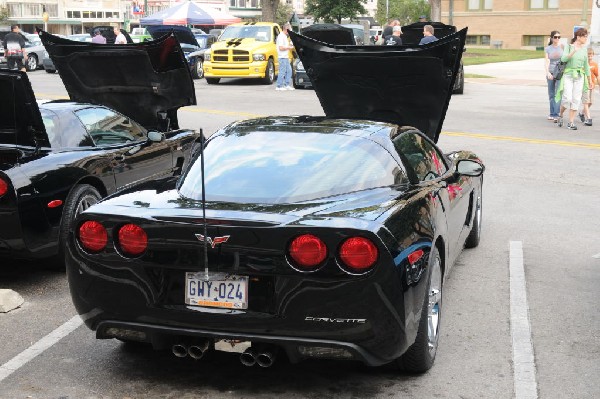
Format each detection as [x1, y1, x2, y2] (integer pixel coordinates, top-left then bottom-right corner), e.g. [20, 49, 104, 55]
[42, 5, 49, 32]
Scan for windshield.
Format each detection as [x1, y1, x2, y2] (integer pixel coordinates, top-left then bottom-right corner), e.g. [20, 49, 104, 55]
[178, 131, 406, 204]
[220, 26, 272, 42]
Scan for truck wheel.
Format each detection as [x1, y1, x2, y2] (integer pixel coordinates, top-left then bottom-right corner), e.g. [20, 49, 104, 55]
[262, 59, 275, 84]
[206, 77, 220, 84]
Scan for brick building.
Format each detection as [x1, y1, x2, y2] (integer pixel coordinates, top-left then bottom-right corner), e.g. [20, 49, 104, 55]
[441, 0, 595, 49]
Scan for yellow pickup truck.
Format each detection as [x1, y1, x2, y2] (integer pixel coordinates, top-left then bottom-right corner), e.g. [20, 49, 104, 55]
[203, 22, 293, 85]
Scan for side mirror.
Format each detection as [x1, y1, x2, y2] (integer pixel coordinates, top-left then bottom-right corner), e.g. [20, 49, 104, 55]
[147, 131, 164, 142]
[456, 159, 484, 177]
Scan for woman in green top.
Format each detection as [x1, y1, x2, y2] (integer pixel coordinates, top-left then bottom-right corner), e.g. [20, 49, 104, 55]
[555, 28, 592, 130]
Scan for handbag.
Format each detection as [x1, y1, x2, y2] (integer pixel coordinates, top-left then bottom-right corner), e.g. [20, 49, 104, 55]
[553, 45, 569, 81]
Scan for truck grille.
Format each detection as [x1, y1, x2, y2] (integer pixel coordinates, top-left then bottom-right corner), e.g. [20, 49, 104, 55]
[212, 49, 250, 63]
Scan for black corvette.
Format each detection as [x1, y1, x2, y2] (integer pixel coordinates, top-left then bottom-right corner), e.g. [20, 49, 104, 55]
[66, 28, 483, 372]
[0, 32, 200, 262]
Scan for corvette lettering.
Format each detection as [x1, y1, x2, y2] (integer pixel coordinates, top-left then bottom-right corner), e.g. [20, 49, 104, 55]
[195, 234, 230, 248]
[305, 317, 367, 324]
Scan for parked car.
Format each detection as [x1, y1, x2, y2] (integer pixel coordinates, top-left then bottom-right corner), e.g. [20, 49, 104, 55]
[340, 24, 366, 45]
[0, 31, 200, 263]
[130, 27, 152, 43]
[369, 27, 383, 44]
[23, 33, 48, 71]
[44, 34, 92, 73]
[191, 33, 218, 79]
[400, 22, 465, 94]
[65, 27, 482, 373]
[146, 25, 212, 80]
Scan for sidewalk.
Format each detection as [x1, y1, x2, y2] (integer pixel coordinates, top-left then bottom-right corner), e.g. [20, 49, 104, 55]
[464, 58, 546, 86]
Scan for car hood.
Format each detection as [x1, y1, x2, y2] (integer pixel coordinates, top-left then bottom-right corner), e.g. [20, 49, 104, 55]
[289, 28, 467, 143]
[146, 25, 199, 47]
[40, 31, 196, 131]
[210, 38, 269, 52]
[0, 70, 49, 148]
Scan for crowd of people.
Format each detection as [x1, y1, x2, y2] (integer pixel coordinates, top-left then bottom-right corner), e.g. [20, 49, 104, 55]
[545, 28, 598, 130]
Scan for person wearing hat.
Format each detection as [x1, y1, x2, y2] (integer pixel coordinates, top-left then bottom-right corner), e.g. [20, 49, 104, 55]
[386, 26, 403, 46]
[419, 15, 428, 22]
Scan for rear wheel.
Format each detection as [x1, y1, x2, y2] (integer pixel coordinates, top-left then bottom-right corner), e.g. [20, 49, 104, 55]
[56, 184, 102, 267]
[396, 246, 442, 373]
[26, 54, 38, 71]
[206, 77, 220, 84]
[465, 192, 482, 248]
[45, 69, 56, 74]
[193, 58, 204, 79]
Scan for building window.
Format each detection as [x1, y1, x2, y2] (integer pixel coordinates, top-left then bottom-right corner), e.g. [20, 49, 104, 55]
[467, 0, 492, 10]
[8, 3, 22, 17]
[230, 0, 237, 7]
[466, 35, 490, 45]
[530, 0, 559, 9]
[523, 35, 545, 46]
[250, 0, 259, 7]
[22, 3, 42, 17]
[67, 11, 82, 18]
[105, 11, 118, 18]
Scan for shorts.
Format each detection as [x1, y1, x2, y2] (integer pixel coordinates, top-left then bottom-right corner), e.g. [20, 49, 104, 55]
[7, 57, 24, 70]
[581, 88, 593, 104]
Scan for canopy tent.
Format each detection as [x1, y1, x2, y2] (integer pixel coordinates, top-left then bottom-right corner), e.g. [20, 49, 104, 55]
[140, 2, 241, 26]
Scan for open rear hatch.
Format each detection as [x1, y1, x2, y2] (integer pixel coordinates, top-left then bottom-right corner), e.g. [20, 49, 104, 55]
[289, 28, 467, 142]
[40, 31, 196, 131]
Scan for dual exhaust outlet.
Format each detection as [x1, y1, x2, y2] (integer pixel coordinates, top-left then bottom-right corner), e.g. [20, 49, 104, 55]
[170, 340, 277, 367]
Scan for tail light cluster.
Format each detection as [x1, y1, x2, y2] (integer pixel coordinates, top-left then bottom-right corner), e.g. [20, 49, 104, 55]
[287, 234, 378, 275]
[78, 221, 147, 257]
[0, 177, 8, 198]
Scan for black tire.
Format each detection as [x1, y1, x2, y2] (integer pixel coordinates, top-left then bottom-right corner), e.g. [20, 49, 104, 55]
[396, 246, 443, 373]
[465, 190, 482, 248]
[193, 58, 204, 79]
[57, 184, 102, 264]
[262, 59, 275, 85]
[206, 77, 220, 84]
[45, 69, 56, 74]
[453, 65, 464, 94]
[26, 54, 38, 71]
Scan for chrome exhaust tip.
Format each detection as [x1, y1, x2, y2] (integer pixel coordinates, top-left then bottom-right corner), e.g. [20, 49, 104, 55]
[240, 348, 257, 367]
[256, 349, 277, 368]
[188, 339, 210, 360]
[172, 343, 188, 358]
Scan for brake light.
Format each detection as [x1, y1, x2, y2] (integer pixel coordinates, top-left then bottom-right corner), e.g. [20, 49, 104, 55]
[118, 224, 147, 256]
[338, 237, 378, 273]
[78, 221, 108, 252]
[288, 234, 327, 270]
[0, 177, 8, 197]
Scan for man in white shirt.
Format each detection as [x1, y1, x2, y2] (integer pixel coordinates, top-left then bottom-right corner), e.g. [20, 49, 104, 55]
[114, 26, 127, 44]
[275, 22, 294, 91]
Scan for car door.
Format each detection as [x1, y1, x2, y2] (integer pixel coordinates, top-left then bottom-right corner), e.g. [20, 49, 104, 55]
[74, 106, 174, 190]
[394, 131, 472, 257]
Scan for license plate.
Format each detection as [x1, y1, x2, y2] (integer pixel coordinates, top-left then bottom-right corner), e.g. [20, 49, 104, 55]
[185, 272, 248, 309]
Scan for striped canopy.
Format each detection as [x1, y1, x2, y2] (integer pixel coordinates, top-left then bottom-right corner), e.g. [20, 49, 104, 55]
[140, 2, 241, 26]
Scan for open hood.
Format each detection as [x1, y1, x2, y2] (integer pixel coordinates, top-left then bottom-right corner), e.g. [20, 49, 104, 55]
[40, 31, 196, 131]
[301, 24, 355, 45]
[146, 25, 199, 48]
[0, 70, 49, 148]
[289, 28, 467, 142]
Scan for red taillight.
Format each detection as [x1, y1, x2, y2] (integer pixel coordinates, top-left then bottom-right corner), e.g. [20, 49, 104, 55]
[407, 249, 424, 265]
[338, 237, 378, 273]
[0, 178, 8, 197]
[118, 224, 147, 256]
[78, 221, 108, 252]
[288, 234, 327, 270]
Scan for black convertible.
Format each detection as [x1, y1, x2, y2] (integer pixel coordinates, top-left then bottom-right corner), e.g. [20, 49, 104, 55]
[65, 28, 483, 372]
[0, 32, 200, 262]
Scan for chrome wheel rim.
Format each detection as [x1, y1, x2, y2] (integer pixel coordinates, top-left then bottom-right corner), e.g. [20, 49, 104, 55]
[75, 194, 99, 216]
[28, 57, 37, 70]
[196, 59, 204, 78]
[268, 62, 274, 81]
[427, 253, 442, 356]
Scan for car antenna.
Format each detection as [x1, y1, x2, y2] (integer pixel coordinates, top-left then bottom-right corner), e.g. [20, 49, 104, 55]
[199, 130, 209, 282]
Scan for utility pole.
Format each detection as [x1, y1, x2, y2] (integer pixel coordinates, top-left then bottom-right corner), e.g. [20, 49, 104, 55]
[449, 0, 454, 25]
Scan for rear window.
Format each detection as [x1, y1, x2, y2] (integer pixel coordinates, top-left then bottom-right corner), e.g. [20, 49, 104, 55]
[178, 131, 407, 204]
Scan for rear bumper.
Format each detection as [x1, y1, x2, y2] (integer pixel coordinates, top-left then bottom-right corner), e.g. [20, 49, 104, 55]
[96, 320, 390, 366]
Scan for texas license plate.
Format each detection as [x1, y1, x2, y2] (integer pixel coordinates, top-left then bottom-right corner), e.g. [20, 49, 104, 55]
[185, 272, 248, 309]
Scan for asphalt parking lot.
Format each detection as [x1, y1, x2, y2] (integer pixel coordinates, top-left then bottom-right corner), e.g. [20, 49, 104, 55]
[0, 62, 599, 398]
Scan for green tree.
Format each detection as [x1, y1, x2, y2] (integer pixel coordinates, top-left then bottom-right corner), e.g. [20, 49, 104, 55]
[305, 0, 367, 24]
[375, 0, 430, 26]
[275, 3, 293, 26]
[0, 6, 9, 23]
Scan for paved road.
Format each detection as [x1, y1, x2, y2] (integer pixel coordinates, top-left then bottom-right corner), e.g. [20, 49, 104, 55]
[0, 66, 598, 399]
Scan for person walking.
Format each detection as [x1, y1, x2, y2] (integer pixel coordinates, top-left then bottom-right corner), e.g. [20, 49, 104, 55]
[113, 26, 127, 44]
[555, 28, 592, 130]
[419, 25, 438, 45]
[544, 30, 563, 122]
[578, 47, 598, 126]
[385, 26, 403, 46]
[275, 22, 294, 91]
[91, 30, 106, 44]
[2, 25, 27, 72]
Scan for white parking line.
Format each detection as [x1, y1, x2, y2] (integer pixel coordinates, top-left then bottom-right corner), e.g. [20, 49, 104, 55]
[509, 241, 538, 399]
[0, 315, 82, 383]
